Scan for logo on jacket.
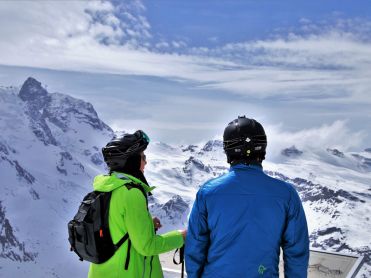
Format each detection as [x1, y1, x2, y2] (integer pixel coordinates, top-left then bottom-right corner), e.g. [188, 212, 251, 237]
[258, 264, 267, 275]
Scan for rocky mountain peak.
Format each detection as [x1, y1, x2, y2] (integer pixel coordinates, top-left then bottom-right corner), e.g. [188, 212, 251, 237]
[162, 195, 188, 215]
[184, 156, 211, 173]
[281, 145, 303, 157]
[181, 144, 198, 152]
[327, 148, 345, 158]
[0, 201, 36, 262]
[202, 140, 223, 152]
[18, 77, 48, 102]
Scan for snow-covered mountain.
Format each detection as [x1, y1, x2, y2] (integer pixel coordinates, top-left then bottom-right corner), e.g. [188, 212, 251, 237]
[0, 78, 113, 277]
[0, 78, 370, 277]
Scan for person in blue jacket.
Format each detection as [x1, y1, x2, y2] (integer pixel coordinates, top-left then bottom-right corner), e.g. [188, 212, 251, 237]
[185, 116, 309, 278]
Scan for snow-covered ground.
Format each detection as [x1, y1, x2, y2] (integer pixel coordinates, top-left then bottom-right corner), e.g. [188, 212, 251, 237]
[0, 78, 370, 277]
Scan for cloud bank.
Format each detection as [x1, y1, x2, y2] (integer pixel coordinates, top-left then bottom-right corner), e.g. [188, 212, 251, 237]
[0, 1, 371, 105]
[265, 120, 366, 161]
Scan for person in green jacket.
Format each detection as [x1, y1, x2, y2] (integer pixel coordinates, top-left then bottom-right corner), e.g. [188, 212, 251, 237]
[88, 130, 186, 278]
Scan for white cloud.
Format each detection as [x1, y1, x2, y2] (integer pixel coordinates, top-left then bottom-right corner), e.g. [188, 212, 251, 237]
[266, 120, 366, 161]
[155, 41, 170, 49]
[187, 24, 371, 102]
[0, 1, 370, 105]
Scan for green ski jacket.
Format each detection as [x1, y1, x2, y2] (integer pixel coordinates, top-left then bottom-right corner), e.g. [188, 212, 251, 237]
[88, 172, 184, 278]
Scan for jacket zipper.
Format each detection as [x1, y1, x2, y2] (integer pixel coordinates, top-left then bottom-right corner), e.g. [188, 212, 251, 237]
[142, 256, 147, 278]
[149, 256, 154, 278]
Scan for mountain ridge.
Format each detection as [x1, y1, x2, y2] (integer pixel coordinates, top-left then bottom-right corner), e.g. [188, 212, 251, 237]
[0, 77, 370, 277]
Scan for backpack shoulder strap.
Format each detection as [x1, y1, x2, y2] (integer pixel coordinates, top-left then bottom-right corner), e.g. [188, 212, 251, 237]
[125, 182, 148, 208]
[114, 173, 148, 198]
[125, 182, 147, 197]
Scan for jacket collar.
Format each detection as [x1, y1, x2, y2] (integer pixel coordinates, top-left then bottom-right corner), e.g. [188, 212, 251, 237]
[230, 163, 263, 172]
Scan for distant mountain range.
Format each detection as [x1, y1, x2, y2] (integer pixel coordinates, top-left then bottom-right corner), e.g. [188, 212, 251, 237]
[0, 78, 370, 277]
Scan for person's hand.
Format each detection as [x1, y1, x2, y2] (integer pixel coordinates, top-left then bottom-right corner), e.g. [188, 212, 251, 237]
[178, 229, 187, 240]
[152, 217, 162, 230]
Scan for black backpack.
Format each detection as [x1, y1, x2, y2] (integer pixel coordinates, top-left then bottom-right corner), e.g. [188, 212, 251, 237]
[68, 181, 147, 267]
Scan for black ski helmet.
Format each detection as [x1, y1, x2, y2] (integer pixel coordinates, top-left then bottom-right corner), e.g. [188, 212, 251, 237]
[102, 130, 150, 171]
[223, 116, 267, 164]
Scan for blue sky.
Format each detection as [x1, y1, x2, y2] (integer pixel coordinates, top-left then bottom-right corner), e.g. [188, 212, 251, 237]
[0, 0, 370, 151]
[143, 0, 371, 47]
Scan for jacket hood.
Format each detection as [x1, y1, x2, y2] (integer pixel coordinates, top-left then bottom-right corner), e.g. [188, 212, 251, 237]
[93, 174, 125, 192]
[93, 172, 155, 193]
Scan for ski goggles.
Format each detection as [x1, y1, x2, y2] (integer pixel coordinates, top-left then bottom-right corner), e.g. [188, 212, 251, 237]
[139, 130, 150, 144]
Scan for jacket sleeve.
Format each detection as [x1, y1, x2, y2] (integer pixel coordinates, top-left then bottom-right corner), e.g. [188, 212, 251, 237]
[185, 189, 209, 278]
[124, 188, 184, 256]
[282, 186, 310, 277]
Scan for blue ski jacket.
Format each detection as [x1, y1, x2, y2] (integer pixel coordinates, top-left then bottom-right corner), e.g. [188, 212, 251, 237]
[185, 164, 309, 278]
